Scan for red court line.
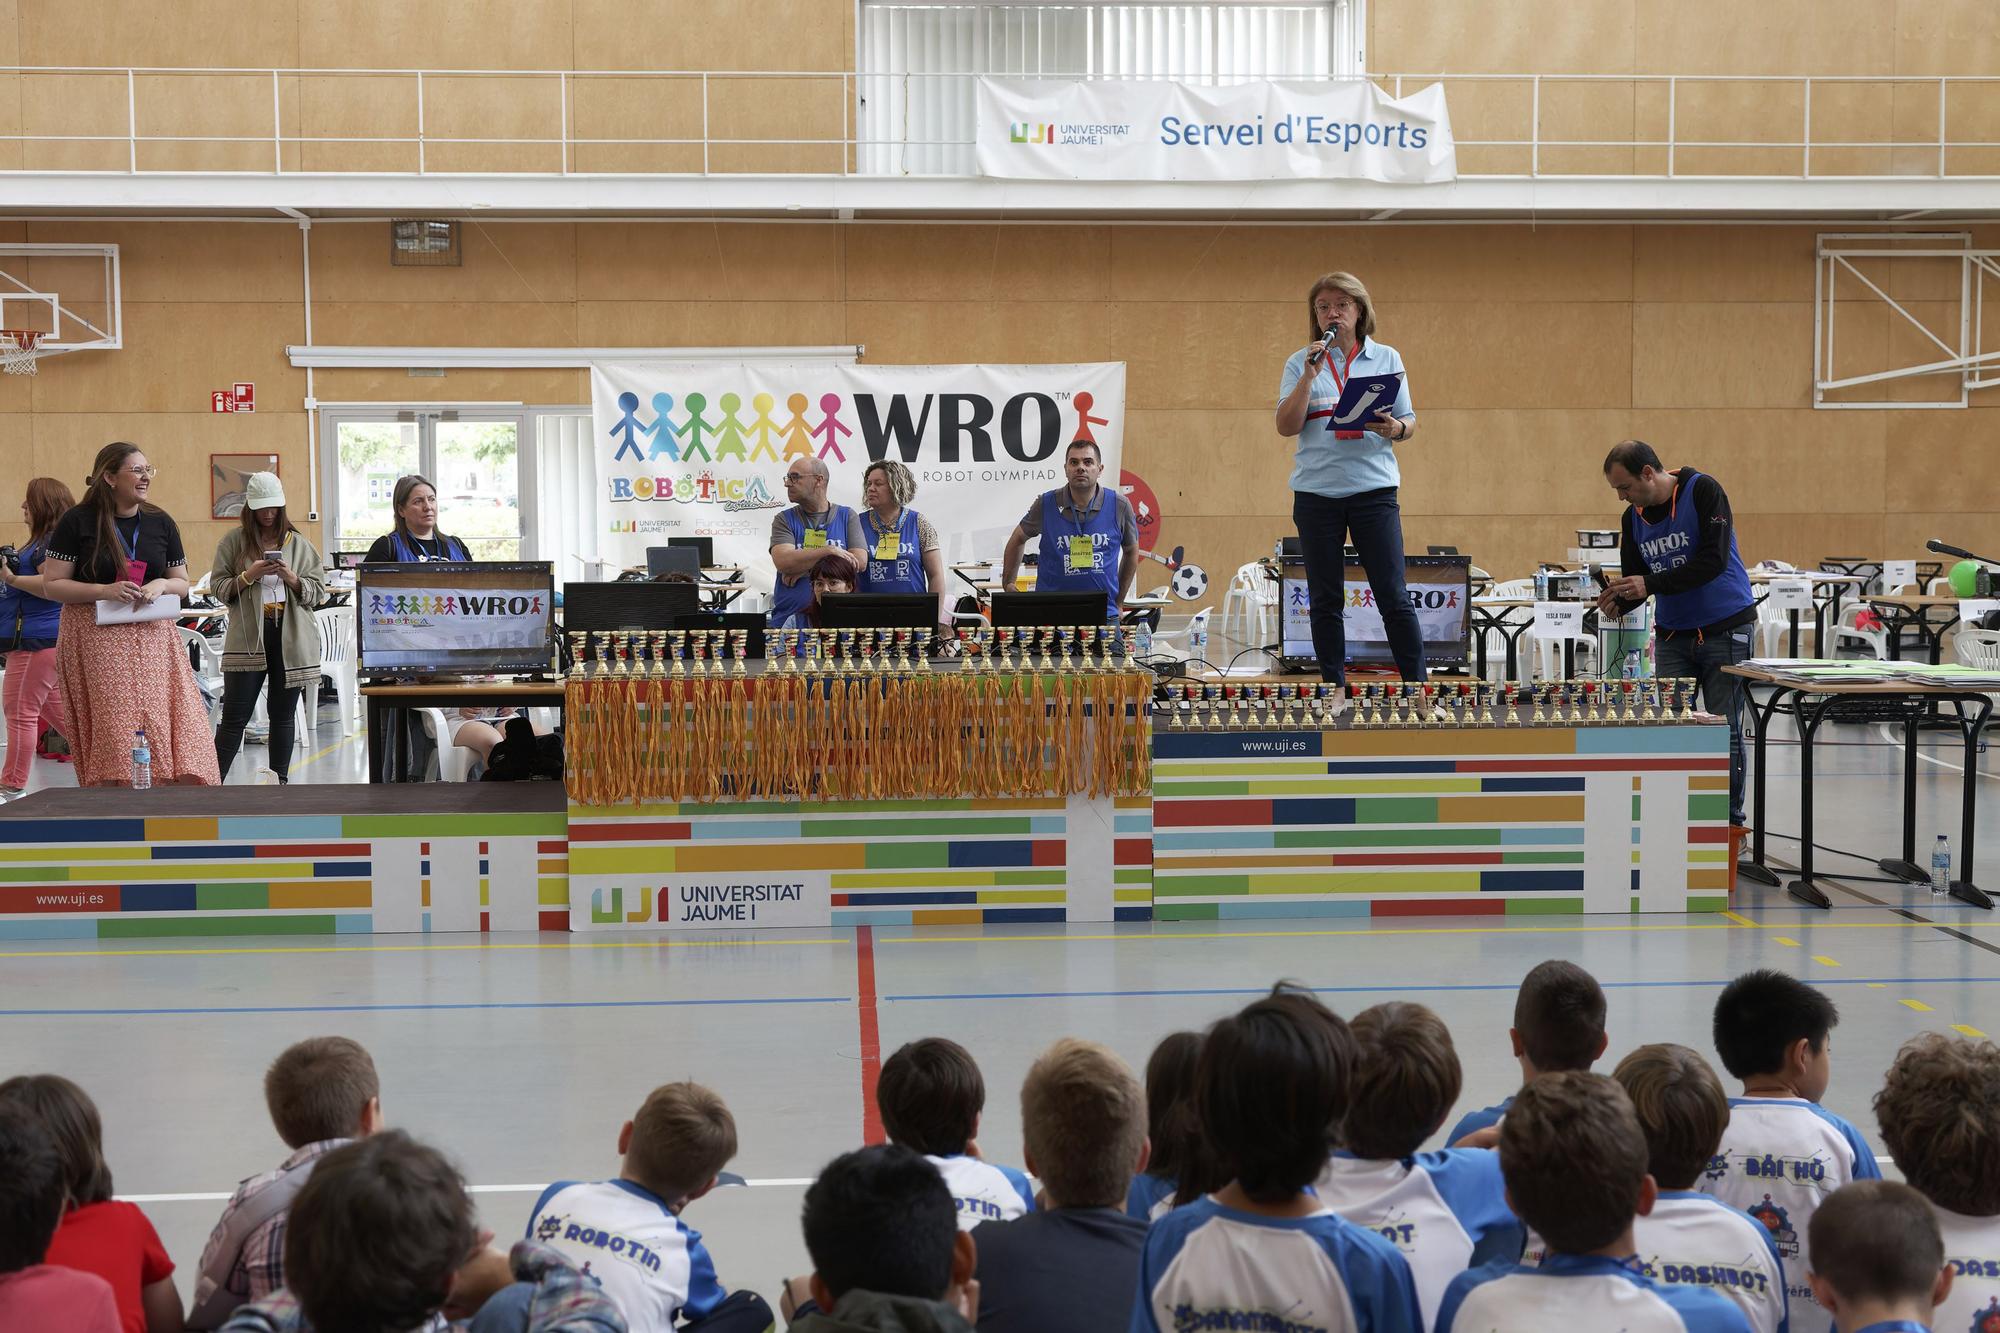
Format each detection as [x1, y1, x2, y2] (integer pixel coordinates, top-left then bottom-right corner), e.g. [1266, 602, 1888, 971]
[856, 925, 885, 1146]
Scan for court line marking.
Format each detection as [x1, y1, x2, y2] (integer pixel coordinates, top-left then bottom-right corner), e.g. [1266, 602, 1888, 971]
[0, 996, 849, 1018]
[121, 1178, 816, 1205]
[1956, 1024, 1989, 1037]
[856, 925, 884, 1146]
[0, 938, 846, 961]
[1902, 998, 1937, 1012]
[1812, 955, 1841, 966]
[883, 975, 2000, 1003]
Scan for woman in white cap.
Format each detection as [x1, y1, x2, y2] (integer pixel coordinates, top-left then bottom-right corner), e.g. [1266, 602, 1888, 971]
[208, 471, 326, 783]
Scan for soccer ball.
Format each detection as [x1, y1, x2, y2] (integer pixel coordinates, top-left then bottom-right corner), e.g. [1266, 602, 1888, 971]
[1170, 563, 1209, 602]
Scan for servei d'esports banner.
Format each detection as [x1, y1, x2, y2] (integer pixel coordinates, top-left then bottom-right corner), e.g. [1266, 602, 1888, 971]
[589, 361, 1125, 592]
[976, 77, 1455, 183]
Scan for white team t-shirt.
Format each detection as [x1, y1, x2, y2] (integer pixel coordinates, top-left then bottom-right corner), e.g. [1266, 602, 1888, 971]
[1633, 1190, 1789, 1333]
[1130, 1196, 1423, 1333]
[1315, 1149, 1517, 1329]
[927, 1154, 1036, 1231]
[1933, 1205, 2000, 1333]
[1439, 1253, 1753, 1332]
[525, 1178, 727, 1333]
[1696, 1097, 1880, 1333]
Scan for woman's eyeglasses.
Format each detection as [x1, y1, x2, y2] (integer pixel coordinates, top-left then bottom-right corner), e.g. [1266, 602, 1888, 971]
[121, 466, 160, 478]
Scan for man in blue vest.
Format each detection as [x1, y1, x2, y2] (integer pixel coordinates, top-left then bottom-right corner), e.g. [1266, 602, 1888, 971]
[1597, 440, 1757, 828]
[769, 456, 865, 628]
[1000, 440, 1139, 621]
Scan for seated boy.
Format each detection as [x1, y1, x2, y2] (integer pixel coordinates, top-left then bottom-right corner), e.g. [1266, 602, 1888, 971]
[1615, 1043, 1789, 1333]
[1316, 1002, 1521, 1328]
[218, 1130, 622, 1333]
[189, 1036, 384, 1328]
[1805, 1182, 1950, 1333]
[790, 1144, 979, 1333]
[973, 1038, 1150, 1333]
[0, 1102, 119, 1333]
[1702, 970, 1880, 1333]
[878, 1038, 1034, 1230]
[1437, 1072, 1750, 1332]
[527, 1080, 773, 1333]
[1447, 959, 1608, 1145]
[1874, 1032, 2000, 1332]
[1131, 987, 1423, 1333]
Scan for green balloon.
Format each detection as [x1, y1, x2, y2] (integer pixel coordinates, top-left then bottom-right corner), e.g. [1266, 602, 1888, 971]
[1951, 560, 1984, 597]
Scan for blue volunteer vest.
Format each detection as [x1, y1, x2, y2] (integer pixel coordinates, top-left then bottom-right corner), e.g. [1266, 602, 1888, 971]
[858, 508, 928, 595]
[388, 530, 470, 563]
[769, 503, 857, 625]
[1034, 487, 1121, 620]
[1628, 469, 1754, 631]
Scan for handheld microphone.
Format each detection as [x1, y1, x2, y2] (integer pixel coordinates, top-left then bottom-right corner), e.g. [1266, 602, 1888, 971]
[1926, 538, 1977, 561]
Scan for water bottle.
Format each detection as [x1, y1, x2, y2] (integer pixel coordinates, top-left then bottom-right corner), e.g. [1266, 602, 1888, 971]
[1187, 615, 1207, 664]
[1622, 649, 1641, 681]
[1135, 618, 1154, 660]
[131, 728, 152, 791]
[1534, 567, 1550, 602]
[1932, 835, 1952, 897]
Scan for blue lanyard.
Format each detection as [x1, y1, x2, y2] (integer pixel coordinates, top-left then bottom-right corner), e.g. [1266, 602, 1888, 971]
[1064, 488, 1102, 539]
[115, 515, 140, 560]
[1852, 1324, 1931, 1333]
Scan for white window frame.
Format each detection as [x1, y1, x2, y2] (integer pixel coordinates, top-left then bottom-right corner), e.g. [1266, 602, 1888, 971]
[318, 405, 537, 560]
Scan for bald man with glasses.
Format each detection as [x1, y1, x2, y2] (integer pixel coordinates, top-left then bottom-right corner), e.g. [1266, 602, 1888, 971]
[770, 457, 866, 628]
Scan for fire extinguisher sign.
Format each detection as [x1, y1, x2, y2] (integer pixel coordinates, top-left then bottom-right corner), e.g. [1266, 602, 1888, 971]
[211, 383, 255, 413]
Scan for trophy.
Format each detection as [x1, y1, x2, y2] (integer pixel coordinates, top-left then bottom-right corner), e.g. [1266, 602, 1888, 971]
[566, 630, 587, 678]
[992, 626, 1014, 674]
[1529, 684, 1546, 725]
[1054, 626, 1074, 674]
[639, 630, 660, 679]
[1504, 685, 1521, 727]
[1678, 678, 1697, 723]
[728, 628, 749, 677]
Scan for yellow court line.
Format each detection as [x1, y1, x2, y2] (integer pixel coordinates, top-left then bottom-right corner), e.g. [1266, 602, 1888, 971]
[1722, 910, 1757, 926]
[1773, 936, 1801, 947]
[1902, 999, 1936, 1012]
[0, 937, 846, 961]
[299, 730, 360, 770]
[1812, 955, 1841, 966]
[1955, 1024, 1988, 1038]
[1867, 982, 1888, 989]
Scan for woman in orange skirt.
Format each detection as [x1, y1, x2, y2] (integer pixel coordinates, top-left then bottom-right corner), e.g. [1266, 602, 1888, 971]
[39, 442, 219, 787]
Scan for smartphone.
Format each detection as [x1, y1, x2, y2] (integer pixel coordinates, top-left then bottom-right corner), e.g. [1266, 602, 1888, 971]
[264, 549, 284, 566]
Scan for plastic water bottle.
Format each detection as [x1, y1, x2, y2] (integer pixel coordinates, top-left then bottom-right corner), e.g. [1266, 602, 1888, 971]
[1622, 649, 1641, 681]
[1135, 618, 1154, 660]
[1534, 567, 1550, 602]
[1186, 615, 1207, 664]
[1932, 835, 1952, 897]
[131, 728, 152, 791]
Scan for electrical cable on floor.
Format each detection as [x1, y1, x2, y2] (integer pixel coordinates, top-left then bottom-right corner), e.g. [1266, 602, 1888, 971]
[1747, 831, 1907, 882]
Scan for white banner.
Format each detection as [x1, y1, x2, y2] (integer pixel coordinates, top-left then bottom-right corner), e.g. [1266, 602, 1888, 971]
[977, 77, 1454, 183]
[361, 585, 549, 651]
[588, 362, 1124, 594]
[1281, 575, 1468, 654]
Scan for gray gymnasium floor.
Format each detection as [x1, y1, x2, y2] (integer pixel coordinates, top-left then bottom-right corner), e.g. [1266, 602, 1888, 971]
[1, 660, 1996, 1312]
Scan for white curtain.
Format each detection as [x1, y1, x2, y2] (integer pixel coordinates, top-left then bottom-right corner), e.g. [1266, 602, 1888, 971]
[534, 412, 605, 582]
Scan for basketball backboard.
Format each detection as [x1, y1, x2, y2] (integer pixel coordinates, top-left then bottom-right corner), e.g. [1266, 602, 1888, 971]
[0, 244, 122, 357]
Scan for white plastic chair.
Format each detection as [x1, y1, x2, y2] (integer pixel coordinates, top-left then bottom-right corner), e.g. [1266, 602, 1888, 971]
[1829, 601, 1889, 660]
[315, 606, 359, 735]
[1149, 608, 1212, 665]
[1956, 628, 2000, 669]
[177, 627, 223, 716]
[418, 708, 478, 782]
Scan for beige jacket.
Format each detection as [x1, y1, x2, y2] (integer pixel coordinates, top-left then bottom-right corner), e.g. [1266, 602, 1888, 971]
[208, 529, 326, 689]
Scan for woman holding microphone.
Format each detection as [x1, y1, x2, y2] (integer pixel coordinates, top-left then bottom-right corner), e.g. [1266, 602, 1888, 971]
[1274, 271, 1424, 687]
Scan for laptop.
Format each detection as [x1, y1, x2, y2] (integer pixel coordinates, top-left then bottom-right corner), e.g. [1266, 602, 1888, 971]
[646, 546, 703, 579]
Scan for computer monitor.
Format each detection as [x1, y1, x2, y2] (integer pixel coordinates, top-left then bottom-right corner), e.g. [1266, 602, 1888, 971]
[646, 546, 703, 579]
[818, 593, 938, 630]
[1277, 554, 1472, 672]
[674, 611, 765, 659]
[562, 580, 700, 633]
[356, 561, 554, 676]
[668, 536, 715, 567]
[990, 591, 1111, 628]
[333, 550, 371, 570]
[1427, 545, 1461, 556]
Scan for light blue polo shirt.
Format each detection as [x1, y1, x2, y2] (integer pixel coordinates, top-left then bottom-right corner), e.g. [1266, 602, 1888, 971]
[1279, 337, 1414, 500]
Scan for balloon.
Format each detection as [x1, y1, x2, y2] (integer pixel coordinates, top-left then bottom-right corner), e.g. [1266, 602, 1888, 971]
[1950, 560, 1985, 598]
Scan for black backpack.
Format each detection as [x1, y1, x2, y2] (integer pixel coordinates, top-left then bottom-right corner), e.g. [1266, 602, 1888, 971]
[481, 717, 564, 781]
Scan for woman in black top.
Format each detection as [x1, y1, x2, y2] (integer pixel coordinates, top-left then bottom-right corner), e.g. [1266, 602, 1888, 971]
[39, 442, 220, 787]
[362, 475, 474, 564]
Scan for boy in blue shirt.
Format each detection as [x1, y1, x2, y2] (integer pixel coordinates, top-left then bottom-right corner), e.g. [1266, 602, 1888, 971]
[1438, 1072, 1750, 1332]
[878, 1038, 1036, 1231]
[1804, 1182, 1951, 1333]
[1702, 971, 1881, 1333]
[1130, 986, 1422, 1333]
[1315, 1001, 1519, 1327]
[1447, 959, 1608, 1146]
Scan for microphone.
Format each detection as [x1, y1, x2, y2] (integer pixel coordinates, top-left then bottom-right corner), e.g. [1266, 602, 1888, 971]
[1926, 538, 1978, 561]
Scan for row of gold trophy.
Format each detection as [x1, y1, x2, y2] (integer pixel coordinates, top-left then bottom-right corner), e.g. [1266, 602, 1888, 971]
[1165, 678, 1702, 730]
[565, 625, 1142, 678]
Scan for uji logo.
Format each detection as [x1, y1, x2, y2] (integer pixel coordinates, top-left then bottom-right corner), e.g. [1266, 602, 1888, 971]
[1009, 121, 1055, 145]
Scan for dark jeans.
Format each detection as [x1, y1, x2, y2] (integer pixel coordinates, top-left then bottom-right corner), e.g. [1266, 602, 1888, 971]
[1655, 621, 1753, 826]
[1292, 487, 1427, 685]
[471, 1282, 773, 1332]
[213, 615, 303, 783]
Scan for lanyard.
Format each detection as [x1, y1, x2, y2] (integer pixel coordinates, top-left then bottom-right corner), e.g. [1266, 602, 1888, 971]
[1319, 340, 1361, 399]
[115, 514, 140, 560]
[1064, 487, 1103, 539]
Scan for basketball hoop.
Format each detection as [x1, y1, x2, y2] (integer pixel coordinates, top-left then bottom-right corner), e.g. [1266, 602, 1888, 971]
[0, 330, 45, 376]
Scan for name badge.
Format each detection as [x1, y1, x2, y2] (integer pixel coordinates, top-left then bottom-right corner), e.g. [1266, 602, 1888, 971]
[875, 532, 901, 561]
[1067, 535, 1095, 572]
[802, 528, 828, 549]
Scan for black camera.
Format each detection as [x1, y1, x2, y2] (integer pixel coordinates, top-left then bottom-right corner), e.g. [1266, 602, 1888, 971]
[0, 544, 17, 575]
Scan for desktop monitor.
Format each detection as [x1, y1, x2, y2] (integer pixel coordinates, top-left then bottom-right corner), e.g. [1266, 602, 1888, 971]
[668, 536, 715, 567]
[334, 550, 371, 570]
[990, 590, 1113, 627]
[562, 580, 701, 633]
[818, 593, 938, 631]
[1277, 554, 1472, 672]
[674, 611, 765, 658]
[646, 545, 703, 579]
[356, 561, 554, 676]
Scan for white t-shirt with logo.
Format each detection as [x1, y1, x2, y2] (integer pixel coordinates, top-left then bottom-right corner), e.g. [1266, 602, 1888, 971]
[1439, 1253, 1752, 1332]
[1315, 1149, 1517, 1328]
[928, 1154, 1036, 1231]
[1933, 1204, 2000, 1333]
[1130, 1196, 1422, 1333]
[1632, 1190, 1789, 1333]
[1696, 1097, 1881, 1333]
[525, 1178, 727, 1333]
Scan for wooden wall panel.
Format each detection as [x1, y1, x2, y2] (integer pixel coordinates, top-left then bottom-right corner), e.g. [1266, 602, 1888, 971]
[28, 303, 305, 416]
[1632, 0, 1892, 76]
[577, 300, 849, 348]
[846, 225, 1110, 304]
[296, 4, 572, 72]
[17, 0, 297, 69]
[1632, 302, 1812, 409]
[313, 301, 579, 349]
[1894, 0, 2000, 77]
[573, 222, 844, 302]
[311, 222, 580, 305]
[1373, 2, 1636, 76]
[570, 0, 851, 72]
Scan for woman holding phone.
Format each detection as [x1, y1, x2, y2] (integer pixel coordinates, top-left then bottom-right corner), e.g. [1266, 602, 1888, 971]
[209, 472, 325, 783]
[39, 442, 219, 787]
